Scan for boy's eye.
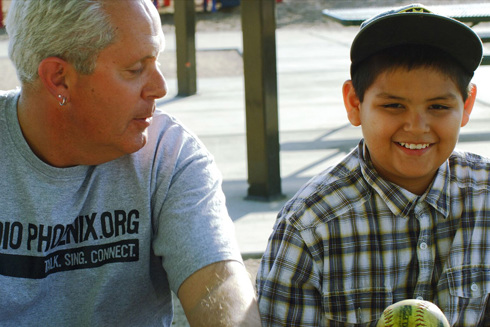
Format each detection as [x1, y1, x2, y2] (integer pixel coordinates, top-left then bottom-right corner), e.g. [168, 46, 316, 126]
[382, 103, 403, 109]
[429, 104, 450, 110]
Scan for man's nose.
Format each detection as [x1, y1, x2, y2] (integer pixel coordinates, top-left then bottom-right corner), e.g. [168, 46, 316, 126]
[144, 65, 167, 100]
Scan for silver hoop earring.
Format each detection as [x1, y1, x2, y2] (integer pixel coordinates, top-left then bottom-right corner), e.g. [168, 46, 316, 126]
[58, 94, 67, 106]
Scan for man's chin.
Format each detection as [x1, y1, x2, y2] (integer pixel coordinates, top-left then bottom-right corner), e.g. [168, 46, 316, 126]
[124, 133, 149, 155]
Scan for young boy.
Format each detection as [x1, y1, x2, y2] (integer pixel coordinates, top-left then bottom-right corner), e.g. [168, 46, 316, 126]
[256, 4, 486, 326]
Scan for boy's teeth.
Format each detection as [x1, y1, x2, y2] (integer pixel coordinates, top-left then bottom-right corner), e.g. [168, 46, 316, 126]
[399, 142, 429, 150]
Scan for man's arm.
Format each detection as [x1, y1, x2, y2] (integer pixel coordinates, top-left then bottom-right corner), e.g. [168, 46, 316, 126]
[178, 260, 261, 326]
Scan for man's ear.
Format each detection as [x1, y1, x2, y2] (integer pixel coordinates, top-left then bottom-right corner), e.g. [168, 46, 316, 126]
[342, 80, 361, 126]
[37, 57, 71, 101]
[461, 83, 477, 127]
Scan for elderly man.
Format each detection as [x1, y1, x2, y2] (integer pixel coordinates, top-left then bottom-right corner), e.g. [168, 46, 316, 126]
[1, 0, 260, 325]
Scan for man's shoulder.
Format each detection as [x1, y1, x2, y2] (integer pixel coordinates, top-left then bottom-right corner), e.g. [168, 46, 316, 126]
[143, 110, 205, 153]
[281, 149, 371, 231]
[0, 88, 20, 97]
[0, 89, 20, 132]
[149, 110, 202, 145]
[136, 109, 213, 170]
[0, 89, 19, 106]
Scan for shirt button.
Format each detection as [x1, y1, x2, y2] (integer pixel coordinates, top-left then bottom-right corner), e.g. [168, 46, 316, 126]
[416, 296, 424, 300]
[420, 242, 428, 250]
[471, 283, 479, 292]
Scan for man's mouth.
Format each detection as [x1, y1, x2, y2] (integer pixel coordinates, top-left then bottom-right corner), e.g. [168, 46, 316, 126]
[134, 116, 152, 121]
[398, 142, 430, 150]
[134, 105, 155, 124]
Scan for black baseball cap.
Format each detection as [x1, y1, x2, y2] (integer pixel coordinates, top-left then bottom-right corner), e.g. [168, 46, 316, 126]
[350, 3, 483, 75]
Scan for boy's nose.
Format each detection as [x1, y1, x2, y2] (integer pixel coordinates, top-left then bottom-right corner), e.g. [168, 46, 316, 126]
[403, 112, 430, 133]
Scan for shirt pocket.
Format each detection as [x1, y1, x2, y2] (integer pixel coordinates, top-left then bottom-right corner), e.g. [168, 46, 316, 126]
[447, 267, 490, 298]
[442, 266, 490, 325]
[322, 287, 393, 325]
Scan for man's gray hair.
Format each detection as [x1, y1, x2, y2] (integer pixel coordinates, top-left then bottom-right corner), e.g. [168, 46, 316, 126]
[6, 0, 116, 84]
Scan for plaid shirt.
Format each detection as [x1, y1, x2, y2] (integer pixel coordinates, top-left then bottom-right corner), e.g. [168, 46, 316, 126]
[257, 141, 490, 326]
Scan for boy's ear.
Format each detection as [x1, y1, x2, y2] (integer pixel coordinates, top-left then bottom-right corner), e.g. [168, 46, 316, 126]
[461, 83, 477, 127]
[37, 57, 70, 101]
[342, 80, 361, 126]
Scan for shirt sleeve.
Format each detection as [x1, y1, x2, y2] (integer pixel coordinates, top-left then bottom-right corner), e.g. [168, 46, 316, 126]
[256, 214, 324, 326]
[149, 118, 242, 293]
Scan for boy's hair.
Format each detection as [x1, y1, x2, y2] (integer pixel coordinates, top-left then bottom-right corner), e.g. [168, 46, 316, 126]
[352, 44, 473, 103]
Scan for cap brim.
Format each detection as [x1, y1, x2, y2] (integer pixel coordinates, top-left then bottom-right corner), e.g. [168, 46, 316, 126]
[351, 13, 483, 74]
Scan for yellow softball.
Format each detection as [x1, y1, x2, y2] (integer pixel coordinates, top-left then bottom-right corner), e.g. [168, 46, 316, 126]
[376, 299, 450, 327]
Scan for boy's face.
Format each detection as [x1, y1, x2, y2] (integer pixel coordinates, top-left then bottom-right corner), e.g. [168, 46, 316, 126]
[343, 67, 476, 195]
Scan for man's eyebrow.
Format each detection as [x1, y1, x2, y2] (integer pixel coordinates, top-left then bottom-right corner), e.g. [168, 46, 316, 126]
[140, 54, 158, 61]
[123, 54, 158, 69]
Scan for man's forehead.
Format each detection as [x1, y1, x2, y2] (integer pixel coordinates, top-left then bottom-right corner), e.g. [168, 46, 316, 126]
[102, 0, 160, 29]
[104, 0, 163, 44]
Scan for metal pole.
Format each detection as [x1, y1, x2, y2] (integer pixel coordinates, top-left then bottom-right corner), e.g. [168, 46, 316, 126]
[174, 0, 197, 96]
[241, 0, 283, 201]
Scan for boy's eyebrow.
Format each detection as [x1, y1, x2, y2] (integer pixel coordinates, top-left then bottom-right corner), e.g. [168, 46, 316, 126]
[375, 92, 405, 100]
[375, 92, 459, 101]
[426, 93, 459, 101]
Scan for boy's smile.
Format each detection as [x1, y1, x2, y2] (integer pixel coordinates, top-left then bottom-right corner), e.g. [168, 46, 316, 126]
[344, 66, 476, 195]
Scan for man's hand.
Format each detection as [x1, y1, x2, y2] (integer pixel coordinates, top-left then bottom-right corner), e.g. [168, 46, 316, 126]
[178, 260, 261, 326]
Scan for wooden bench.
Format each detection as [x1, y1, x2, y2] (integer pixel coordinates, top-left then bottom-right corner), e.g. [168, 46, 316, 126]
[322, 3, 490, 26]
[478, 30, 490, 42]
[322, 3, 490, 65]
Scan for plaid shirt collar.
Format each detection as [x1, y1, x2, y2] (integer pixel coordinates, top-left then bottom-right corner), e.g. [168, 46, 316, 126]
[357, 140, 451, 219]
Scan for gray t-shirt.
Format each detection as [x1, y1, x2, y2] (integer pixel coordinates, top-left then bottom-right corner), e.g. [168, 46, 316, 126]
[0, 89, 242, 326]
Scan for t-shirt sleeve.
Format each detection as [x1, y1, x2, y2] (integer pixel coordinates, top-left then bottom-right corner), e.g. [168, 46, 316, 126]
[150, 119, 242, 293]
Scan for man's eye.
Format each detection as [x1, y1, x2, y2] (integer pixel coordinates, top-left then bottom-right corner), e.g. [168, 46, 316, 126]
[128, 67, 144, 74]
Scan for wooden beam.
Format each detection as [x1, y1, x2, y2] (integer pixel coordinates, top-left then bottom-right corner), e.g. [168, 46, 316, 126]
[0, 0, 4, 29]
[241, 0, 283, 201]
[174, 0, 197, 96]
